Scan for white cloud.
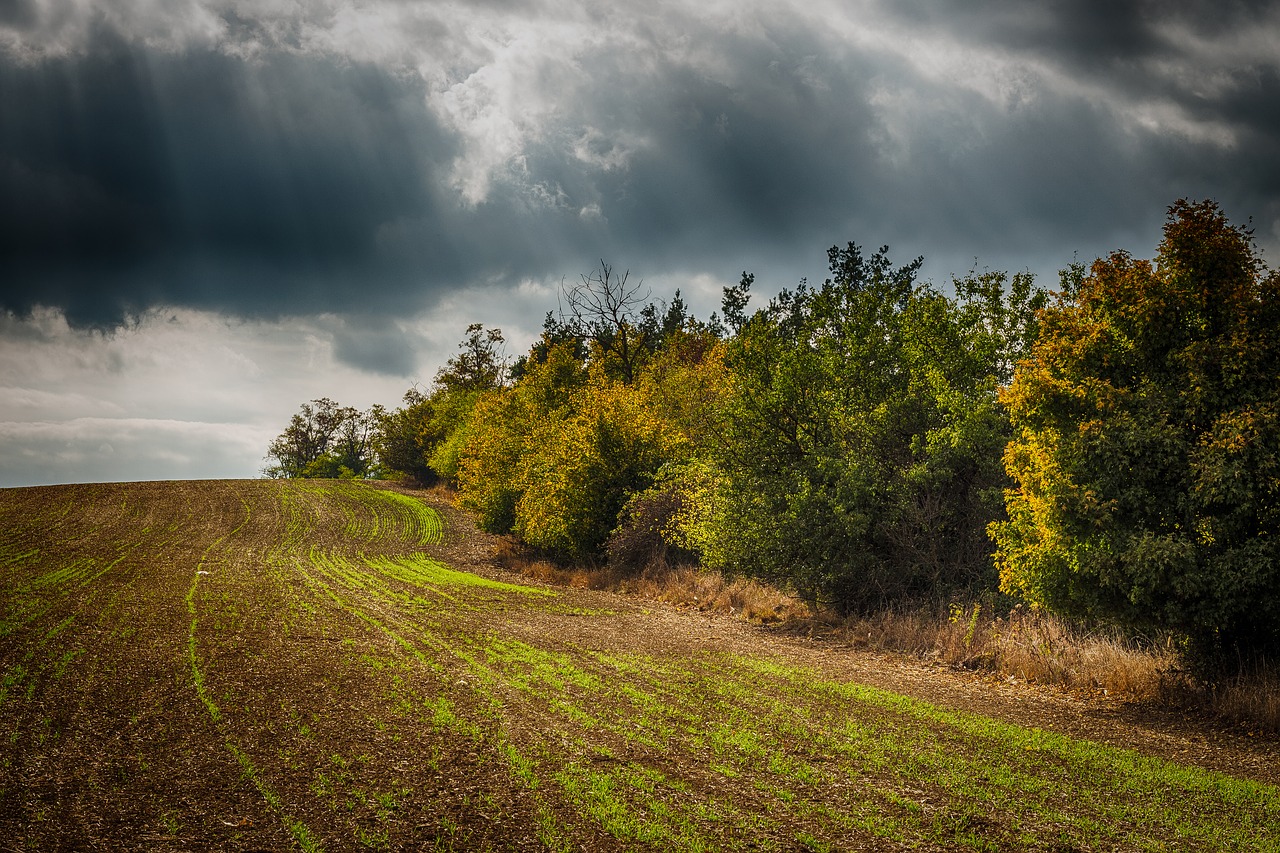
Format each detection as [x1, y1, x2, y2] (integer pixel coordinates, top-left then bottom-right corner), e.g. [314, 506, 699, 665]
[0, 416, 270, 485]
[0, 306, 429, 486]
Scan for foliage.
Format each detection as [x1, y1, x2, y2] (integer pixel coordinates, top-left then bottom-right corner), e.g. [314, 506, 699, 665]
[992, 199, 1280, 665]
[435, 323, 508, 393]
[373, 390, 436, 484]
[265, 398, 377, 479]
[371, 325, 508, 485]
[454, 311, 725, 560]
[453, 387, 531, 534]
[513, 368, 680, 559]
[684, 244, 1044, 612]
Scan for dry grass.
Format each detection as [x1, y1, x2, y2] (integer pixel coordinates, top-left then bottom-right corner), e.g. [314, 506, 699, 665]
[845, 604, 1280, 733]
[491, 538, 806, 622]
[842, 603, 1175, 701]
[1167, 663, 1280, 735]
[627, 565, 808, 623]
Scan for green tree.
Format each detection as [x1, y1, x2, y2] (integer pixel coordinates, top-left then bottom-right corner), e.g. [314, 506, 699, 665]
[992, 199, 1280, 666]
[686, 244, 1040, 612]
[455, 339, 589, 535]
[374, 390, 437, 484]
[374, 325, 508, 485]
[456, 305, 720, 561]
[435, 323, 507, 393]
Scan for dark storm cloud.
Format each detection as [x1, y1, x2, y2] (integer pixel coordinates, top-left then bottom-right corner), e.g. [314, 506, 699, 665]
[521, 4, 1277, 288]
[513, 37, 882, 274]
[882, 0, 1280, 169]
[0, 0, 38, 29]
[886, 0, 1266, 68]
[329, 316, 421, 378]
[0, 26, 463, 326]
[2, 0, 1279, 347]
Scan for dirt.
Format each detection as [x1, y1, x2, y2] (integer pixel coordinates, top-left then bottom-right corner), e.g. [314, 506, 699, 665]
[1, 480, 1277, 853]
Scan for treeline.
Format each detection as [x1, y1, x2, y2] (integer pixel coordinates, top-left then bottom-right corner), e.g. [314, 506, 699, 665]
[267, 200, 1280, 672]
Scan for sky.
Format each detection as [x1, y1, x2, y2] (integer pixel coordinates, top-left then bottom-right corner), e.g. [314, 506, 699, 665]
[2, 0, 1279, 487]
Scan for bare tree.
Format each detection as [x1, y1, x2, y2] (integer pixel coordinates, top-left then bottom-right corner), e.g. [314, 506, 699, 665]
[563, 260, 651, 383]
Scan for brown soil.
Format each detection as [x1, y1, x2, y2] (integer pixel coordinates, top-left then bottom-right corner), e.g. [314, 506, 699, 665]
[0, 480, 1276, 853]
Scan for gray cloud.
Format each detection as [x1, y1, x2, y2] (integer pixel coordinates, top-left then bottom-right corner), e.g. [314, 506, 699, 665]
[0, 0, 1278, 347]
[0, 28, 459, 326]
[2, 0, 1279, 489]
[327, 315, 423, 378]
[0, 417, 271, 486]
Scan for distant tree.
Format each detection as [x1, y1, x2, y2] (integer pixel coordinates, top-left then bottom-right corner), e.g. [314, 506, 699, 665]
[720, 272, 754, 334]
[373, 390, 437, 484]
[265, 398, 376, 479]
[509, 312, 587, 382]
[436, 323, 507, 393]
[993, 199, 1280, 668]
[371, 325, 510, 486]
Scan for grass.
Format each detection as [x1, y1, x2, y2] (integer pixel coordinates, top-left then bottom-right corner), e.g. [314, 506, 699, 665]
[493, 538, 806, 623]
[499, 536, 1280, 735]
[2, 479, 1279, 850]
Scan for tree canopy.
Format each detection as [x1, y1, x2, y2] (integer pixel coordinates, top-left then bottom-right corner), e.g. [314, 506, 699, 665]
[992, 199, 1280, 665]
[264, 398, 377, 479]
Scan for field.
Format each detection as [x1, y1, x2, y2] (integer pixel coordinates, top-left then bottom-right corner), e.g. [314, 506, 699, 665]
[2, 480, 1279, 851]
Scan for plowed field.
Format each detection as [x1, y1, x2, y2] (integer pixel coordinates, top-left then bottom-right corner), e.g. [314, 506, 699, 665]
[2, 480, 1278, 852]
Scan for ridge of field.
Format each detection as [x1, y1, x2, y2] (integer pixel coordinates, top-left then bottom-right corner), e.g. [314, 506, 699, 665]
[1, 480, 1278, 852]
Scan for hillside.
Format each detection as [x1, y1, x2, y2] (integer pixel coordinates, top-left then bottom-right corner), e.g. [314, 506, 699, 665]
[1, 480, 1278, 851]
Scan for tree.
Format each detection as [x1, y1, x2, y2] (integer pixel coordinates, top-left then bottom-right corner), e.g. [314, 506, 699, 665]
[562, 261, 652, 384]
[512, 367, 680, 559]
[372, 325, 509, 485]
[435, 324, 507, 393]
[373, 390, 437, 484]
[455, 339, 590, 535]
[265, 398, 376, 478]
[682, 243, 1039, 612]
[455, 298, 722, 560]
[510, 312, 588, 382]
[992, 199, 1280, 667]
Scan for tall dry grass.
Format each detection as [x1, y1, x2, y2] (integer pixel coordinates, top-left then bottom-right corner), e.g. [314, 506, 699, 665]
[491, 537, 806, 621]
[1212, 671, 1280, 733]
[848, 603, 1175, 699]
[843, 603, 1280, 732]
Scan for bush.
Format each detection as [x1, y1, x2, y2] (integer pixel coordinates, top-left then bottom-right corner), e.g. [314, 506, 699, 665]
[606, 478, 698, 575]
